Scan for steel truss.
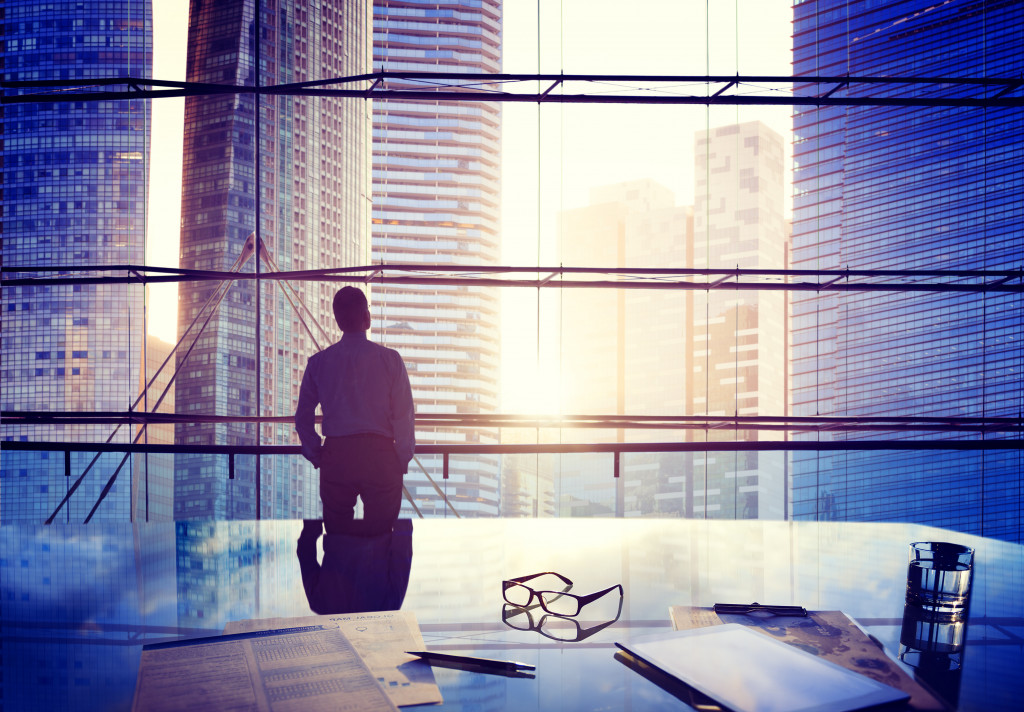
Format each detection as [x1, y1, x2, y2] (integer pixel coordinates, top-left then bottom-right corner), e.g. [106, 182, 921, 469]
[3, 72, 1024, 107]
[4, 263, 1023, 293]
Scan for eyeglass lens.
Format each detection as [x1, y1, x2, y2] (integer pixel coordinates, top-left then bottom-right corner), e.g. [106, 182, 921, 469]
[538, 591, 579, 616]
[503, 582, 534, 607]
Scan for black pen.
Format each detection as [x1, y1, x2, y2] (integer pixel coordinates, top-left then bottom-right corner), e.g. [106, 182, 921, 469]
[406, 650, 536, 672]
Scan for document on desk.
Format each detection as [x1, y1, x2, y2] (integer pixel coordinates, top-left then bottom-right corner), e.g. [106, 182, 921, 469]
[669, 606, 946, 711]
[619, 624, 910, 712]
[132, 624, 398, 712]
[224, 611, 442, 707]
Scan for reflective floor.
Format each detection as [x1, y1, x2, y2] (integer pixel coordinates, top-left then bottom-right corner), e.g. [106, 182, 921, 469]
[2, 519, 1022, 711]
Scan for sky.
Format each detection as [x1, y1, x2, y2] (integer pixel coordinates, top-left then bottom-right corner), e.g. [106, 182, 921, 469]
[146, 1, 187, 340]
[146, 0, 794, 409]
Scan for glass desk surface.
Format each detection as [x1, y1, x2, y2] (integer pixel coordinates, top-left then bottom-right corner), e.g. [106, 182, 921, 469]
[2, 518, 1022, 711]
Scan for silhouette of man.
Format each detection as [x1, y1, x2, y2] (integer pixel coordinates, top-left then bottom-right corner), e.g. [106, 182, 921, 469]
[295, 286, 415, 536]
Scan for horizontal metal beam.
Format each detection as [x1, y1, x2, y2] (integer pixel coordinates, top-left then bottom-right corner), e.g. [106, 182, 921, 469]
[3, 72, 1023, 108]
[6, 71, 1023, 90]
[6, 262, 1020, 279]
[5, 410, 1022, 433]
[3, 263, 1022, 292]
[4, 440, 1022, 455]
[9, 274, 1023, 292]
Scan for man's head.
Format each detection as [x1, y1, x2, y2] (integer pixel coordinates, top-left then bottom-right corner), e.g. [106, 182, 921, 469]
[333, 286, 370, 332]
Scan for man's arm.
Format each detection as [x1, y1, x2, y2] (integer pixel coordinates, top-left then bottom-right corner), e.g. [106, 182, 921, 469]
[294, 358, 323, 468]
[389, 353, 416, 473]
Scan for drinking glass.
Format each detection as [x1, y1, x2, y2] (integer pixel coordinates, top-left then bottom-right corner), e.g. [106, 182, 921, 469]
[905, 541, 974, 614]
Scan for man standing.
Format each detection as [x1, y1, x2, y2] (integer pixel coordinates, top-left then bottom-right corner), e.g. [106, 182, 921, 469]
[295, 286, 415, 535]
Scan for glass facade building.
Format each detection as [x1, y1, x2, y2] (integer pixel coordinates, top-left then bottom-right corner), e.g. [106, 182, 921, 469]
[173, 0, 372, 519]
[132, 334, 176, 521]
[372, 0, 503, 517]
[790, 1, 1024, 542]
[1, 0, 153, 523]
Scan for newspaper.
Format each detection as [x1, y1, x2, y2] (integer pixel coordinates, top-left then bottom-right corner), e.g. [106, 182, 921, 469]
[223, 611, 441, 707]
[132, 623, 398, 712]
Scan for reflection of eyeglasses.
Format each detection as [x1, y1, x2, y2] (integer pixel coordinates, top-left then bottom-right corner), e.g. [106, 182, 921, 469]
[502, 572, 623, 617]
[502, 602, 623, 643]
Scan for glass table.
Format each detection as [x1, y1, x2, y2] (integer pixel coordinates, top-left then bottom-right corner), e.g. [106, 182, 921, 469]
[2, 519, 1022, 711]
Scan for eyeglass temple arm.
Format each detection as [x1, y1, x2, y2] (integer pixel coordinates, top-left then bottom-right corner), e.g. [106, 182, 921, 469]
[573, 583, 624, 607]
[509, 571, 573, 587]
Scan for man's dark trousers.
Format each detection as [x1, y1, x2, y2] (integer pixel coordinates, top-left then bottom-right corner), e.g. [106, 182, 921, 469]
[320, 433, 404, 536]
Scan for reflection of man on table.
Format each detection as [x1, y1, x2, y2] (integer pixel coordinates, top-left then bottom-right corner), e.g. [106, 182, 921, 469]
[295, 286, 415, 536]
[296, 518, 414, 615]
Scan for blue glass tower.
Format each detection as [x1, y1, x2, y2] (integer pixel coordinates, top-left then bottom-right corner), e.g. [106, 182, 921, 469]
[174, 0, 371, 519]
[1, 0, 152, 523]
[790, 1, 1024, 541]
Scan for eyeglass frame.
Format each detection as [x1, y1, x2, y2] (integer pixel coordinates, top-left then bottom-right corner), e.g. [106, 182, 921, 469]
[502, 572, 623, 617]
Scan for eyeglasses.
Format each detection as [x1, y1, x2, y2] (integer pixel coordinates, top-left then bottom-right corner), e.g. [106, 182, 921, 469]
[502, 572, 623, 617]
[502, 601, 623, 643]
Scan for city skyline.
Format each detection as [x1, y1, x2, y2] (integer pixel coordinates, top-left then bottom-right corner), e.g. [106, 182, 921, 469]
[142, 2, 793, 345]
[3, 2, 1021, 543]
[5, 2, 1024, 704]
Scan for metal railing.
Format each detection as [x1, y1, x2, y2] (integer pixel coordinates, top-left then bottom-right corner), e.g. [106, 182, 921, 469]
[4, 434, 1022, 524]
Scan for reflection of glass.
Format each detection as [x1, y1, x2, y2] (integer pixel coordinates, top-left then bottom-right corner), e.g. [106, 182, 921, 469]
[502, 572, 622, 616]
[502, 601, 623, 643]
[898, 603, 967, 709]
[906, 542, 974, 613]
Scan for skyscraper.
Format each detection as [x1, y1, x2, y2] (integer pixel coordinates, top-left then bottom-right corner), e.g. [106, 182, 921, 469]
[1, 0, 152, 523]
[174, 0, 371, 519]
[557, 179, 693, 517]
[692, 122, 787, 520]
[790, 1, 1024, 541]
[132, 333, 176, 521]
[372, 0, 503, 517]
